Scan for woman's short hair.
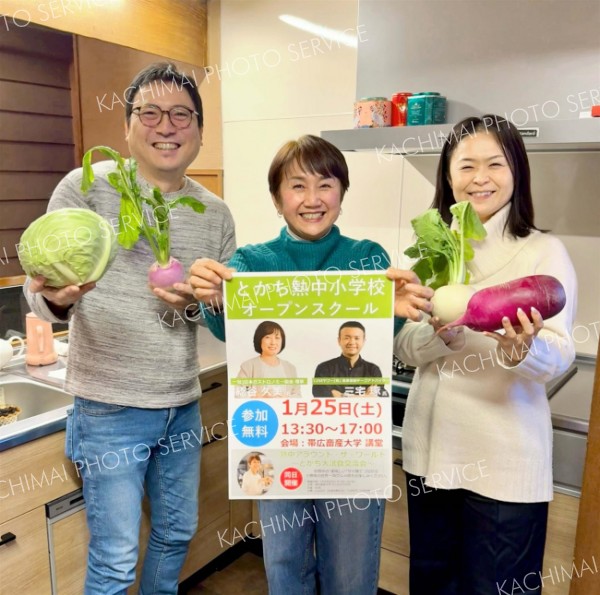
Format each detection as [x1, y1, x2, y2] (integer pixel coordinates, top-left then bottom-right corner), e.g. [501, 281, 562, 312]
[253, 321, 286, 354]
[268, 134, 350, 204]
[247, 454, 261, 465]
[432, 114, 538, 237]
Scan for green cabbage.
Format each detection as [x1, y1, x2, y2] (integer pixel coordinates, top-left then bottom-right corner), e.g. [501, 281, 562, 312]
[18, 208, 117, 287]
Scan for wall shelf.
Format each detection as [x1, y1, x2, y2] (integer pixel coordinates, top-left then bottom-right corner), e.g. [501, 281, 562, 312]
[322, 118, 600, 155]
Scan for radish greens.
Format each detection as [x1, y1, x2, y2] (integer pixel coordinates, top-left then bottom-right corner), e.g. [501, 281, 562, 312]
[81, 146, 206, 289]
[404, 202, 487, 289]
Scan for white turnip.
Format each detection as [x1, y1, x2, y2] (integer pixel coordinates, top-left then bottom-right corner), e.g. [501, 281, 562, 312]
[431, 284, 476, 325]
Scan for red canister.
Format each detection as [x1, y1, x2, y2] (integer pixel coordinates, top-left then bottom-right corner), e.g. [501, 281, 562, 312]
[391, 92, 412, 126]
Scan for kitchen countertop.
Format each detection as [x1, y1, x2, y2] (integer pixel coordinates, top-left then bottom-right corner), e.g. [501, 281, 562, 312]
[197, 326, 227, 374]
[0, 326, 227, 450]
[5, 326, 227, 388]
[549, 354, 596, 434]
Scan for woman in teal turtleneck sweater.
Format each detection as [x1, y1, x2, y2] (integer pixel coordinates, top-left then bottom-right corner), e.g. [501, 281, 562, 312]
[189, 135, 432, 595]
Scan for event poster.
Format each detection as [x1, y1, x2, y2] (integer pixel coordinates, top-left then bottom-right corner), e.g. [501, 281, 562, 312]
[223, 271, 394, 499]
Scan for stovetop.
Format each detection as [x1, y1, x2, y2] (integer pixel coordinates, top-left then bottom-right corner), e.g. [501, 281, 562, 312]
[392, 355, 415, 384]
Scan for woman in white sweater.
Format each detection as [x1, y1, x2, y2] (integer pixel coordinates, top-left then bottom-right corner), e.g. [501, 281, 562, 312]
[395, 115, 577, 595]
[236, 320, 301, 397]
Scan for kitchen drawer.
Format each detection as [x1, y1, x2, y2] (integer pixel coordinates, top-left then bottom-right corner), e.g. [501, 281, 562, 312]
[0, 506, 52, 594]
[378, 547, 409, 595]
[381, 450, 409, 557]
[553, 428, 587, 491]
[133, 437, 230, 591]
[180, 512, 231, 581]
[198, 436, 229, 530]
[0, 431, 81, 524]
[230, 499, 253, 538]
[200, 370, 227, 438]
[48, 506, 88, 595]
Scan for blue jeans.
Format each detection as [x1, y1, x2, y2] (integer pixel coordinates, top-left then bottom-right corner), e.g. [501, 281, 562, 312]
[258, 498, 385, 595]
[65, 397, 202, 595]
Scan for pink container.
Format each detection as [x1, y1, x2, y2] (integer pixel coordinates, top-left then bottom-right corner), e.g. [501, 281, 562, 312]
[25, 312, 58, 366]
[353, 97, 392, 128]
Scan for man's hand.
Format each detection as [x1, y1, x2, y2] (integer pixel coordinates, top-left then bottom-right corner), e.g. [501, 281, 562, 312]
[188, 258, 235, 308]
[29, 275, 96, 312]
[153, 281, 198, 310]
[386, 268, 434, 321]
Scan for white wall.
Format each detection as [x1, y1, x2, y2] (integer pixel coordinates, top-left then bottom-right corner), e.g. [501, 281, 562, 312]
[219, 0, 599, 357]
[399, 153, 600, 357]
[220, 0, 401, 249]
[356, 0, 600, 123]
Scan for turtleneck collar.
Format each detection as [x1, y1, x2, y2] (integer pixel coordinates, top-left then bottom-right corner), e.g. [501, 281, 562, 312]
[277, 225, 343, 270]
[467, 202, 535, 283]
[286, 226, 334, 242]
[283, 225, 339, 244]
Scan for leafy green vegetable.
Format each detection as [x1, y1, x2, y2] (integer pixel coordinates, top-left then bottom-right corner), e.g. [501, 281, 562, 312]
[404, 202, 487, 289]
[18, 208, 117, 288]
[81, 146, 206, 266]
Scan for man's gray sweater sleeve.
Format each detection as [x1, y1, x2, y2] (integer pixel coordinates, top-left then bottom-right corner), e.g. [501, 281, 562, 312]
[21, 161, 237, 408]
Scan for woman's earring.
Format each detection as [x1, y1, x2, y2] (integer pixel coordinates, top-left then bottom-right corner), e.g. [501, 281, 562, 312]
[277, 211, 282, 218]
[339, 208, 343, 215]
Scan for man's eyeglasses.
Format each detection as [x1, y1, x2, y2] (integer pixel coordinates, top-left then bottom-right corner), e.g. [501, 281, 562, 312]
[132, 105, 199, 129]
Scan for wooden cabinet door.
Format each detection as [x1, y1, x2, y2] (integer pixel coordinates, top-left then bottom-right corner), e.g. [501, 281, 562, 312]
[381, 451, 410, 557]
[542, 492, 580, 595]
[0, 431, 81, 525]
[379, 449, 410, 595]
[198, 436, 230, 531]
[49, 507, 88, 595]
[0, 507, 51, 595]
[200, 370, 228, 441]
[179, 436, 231, 581]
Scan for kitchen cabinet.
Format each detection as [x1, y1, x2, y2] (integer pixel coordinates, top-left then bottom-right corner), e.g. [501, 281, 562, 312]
[0, 429, 82, 595]
[66, 368, 237, 594]
[0, 368, 250, 594]
[0, 0, 207, 66]
[48, 506, 87, 594]
[186, 369, 252, 578]
[376, 450, 580, 595]
[0, 431, 81, 525]
[0, 506, 52, 594]
[378, 449, 410, 595]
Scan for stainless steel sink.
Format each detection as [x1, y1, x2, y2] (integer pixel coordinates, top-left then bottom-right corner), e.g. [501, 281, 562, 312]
[0, 375, 73, 418]
[0, 373, 73, 451]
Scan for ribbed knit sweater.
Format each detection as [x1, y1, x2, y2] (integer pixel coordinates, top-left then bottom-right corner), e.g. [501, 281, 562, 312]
[205, 225, 404, 341]
[394, 203, 577, 503]
[25, 160, 236, 407]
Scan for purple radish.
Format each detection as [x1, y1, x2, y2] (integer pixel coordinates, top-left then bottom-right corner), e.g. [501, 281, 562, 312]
[443, 275, 566, 332]
[82, 146, 206, 295]
[148, 257, 186, 290]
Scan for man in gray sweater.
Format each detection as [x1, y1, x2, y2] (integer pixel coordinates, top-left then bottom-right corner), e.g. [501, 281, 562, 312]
[25, 63, 236, 594]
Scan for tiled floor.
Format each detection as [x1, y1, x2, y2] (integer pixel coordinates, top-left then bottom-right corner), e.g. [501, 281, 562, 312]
[182, 551, 269, 594]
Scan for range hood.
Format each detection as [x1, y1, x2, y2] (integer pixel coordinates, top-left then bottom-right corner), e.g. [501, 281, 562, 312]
[322, 118, 600, 155]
